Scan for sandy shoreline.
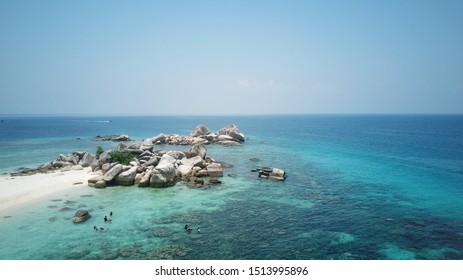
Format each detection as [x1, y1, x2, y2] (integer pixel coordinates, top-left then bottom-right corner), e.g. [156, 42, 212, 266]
[0, 168, 93, 215]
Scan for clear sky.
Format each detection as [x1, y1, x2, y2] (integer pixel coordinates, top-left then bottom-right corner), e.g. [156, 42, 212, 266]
[1, 0, 462, 115]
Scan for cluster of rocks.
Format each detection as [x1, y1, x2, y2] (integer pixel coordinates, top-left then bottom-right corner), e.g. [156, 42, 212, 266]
[87, 143, 226, 189]
[92, 134, 131, 142]
[252, 167, 287, 181]
[112, 124, 245, 150]
[10, 151, 95, 176]
[86, 124, 244, 188]
[10, 124, 288, 187]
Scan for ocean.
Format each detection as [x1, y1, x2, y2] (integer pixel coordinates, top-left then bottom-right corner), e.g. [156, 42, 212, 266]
[0, 115, 462, 260]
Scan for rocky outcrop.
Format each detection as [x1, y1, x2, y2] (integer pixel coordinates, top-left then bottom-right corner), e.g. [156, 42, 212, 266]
[103, 164, 123, 182]
[10, 151, 92, 176]
[206, 163, 223, 177]
[92, 134, 131, 142]
[217, 124, 245, 142]
[252, 167, 287, 181]
[84, 142, 228, 189]
[136, 124, 245, 147]
[114, 165, 138, 186]
[190, 124, 211, 137]
[72, 210, 91, 223]
[184, 144, 207, 159]
[10, 124, 254, 190]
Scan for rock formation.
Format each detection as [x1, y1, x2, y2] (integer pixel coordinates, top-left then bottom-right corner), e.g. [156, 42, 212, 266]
[72, 209, 91, 223]
[92, 134, 131, 142]
[10, 124, 289, 189]
[252, 167, 287, 181]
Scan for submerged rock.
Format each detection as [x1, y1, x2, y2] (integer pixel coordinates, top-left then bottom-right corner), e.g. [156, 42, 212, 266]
[72, 210, 91, 223]
[255, 167, 287, 181]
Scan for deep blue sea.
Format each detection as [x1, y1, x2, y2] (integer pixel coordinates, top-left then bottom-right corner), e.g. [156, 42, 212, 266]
[0, 115, 462, 260]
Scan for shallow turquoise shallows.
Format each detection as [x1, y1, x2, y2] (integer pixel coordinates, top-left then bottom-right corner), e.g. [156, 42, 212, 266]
[0, 115, 462, 259]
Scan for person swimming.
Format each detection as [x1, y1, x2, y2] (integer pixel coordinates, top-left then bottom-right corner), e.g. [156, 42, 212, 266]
[94, 226, 108, 231]
[104, 216, 112, 222]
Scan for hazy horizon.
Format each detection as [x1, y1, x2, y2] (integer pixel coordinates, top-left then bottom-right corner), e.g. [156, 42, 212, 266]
[1, 1, 462, 115]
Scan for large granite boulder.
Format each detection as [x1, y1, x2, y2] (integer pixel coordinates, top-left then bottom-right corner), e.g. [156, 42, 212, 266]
[190, 124, 211, 137]
[72, 210, 91, 223]
[114, 165, 138, 186]
[166, 151, 186, 160]
[150, 169, 169, 188]
[206, 163, 223, 177]
[184, 144, 207, 159]
[138, 169, 152, 187]
[217, 124, 245, 142]
[178, 155, 205, 176]
[103, 164, 123, 182]
[157, 154, 177, 169]
[150, 133, 167, 144]
[157, 164, 178, 181]
[80, 152, 94, 167]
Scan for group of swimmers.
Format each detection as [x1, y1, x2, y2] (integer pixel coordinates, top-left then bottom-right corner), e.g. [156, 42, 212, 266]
[93, 211, 113, 231]
[184, 224, 201, 234]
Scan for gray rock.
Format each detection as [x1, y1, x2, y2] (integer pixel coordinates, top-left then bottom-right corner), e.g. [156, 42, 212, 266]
[195, 169, 209, 177]
[101, 162, 114, 174]
[138, 169, 152, 187]
[114, 166, 138, 186]
[217, 135, 238, 142]
[134, 173, 143, 185]
[219, 140, 242, 147]
[184, 144, 207, 159]
[72, 165, 84, 170]
[166, 151, 186, 160]
[103, 164, 123, 182]
[60, 166, 72, 172]
[255, 167, 287, 181]
[143, 157, 159, 167]
[97, 150, 112, 165]
[52, 160, 67, 168]
[114, 134, 130, 141]
[39, 163, 53, 171]
[72, 210, 91, 223]
[93, 134, 131, 142]
[81, 152, 94, 167]
[117, 142, 128, 151]
[157, 164, 178, 181]
[206, 163, 223, 177]
[190, 124, 211, 137]
[151, 133, 167, 144]
[157, 154, 177, 169]
[178, 155, 205, 176]
[94, 180, 107, 188]
[73, 151, 86, 159]
[88, 175, 105, 184]
[269, 168, 287, 181]
[150, 170, 167, 188]
[217, 124, 245, 142]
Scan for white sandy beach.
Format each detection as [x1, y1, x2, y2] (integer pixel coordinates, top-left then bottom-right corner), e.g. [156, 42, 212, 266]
[0, 168, 93, 215]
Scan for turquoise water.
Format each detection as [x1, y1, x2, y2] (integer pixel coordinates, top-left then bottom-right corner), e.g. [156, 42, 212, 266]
[0, 115, 462, 259]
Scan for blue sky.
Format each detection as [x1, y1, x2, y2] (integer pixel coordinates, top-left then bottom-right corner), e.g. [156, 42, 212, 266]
[1, 0, 462, 115]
